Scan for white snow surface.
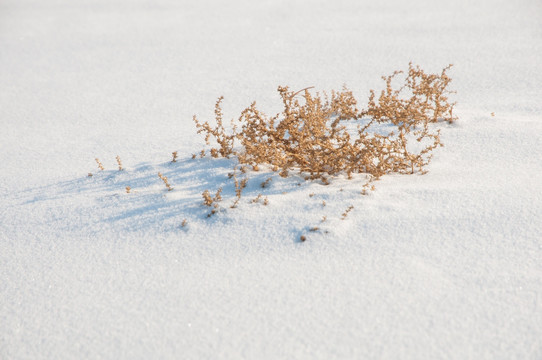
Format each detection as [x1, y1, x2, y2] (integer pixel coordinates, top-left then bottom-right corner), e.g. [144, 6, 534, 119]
[1, 0, 542, 358]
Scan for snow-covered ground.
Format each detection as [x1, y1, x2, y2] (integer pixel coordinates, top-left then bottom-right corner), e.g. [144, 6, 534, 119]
[1, 0, 541, 358]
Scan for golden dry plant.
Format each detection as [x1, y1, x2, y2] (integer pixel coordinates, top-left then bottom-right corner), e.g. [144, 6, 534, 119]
[193, 63, 456, 184]
[172, 151, 178, 162]
[261, 177, 272, 188]
[202, 188, 222, 206]
[230, 170, 248, 208]
[341, 205, 354, 220]
[251, 194, 263, 203]
[202, 188, 223, 216]
[158, 172, 173, 191]
[116, 155, 123, 171]
[95, 158, 104, 171]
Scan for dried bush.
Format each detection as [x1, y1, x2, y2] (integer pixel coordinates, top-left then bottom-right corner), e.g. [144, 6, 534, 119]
[194, 63, 456, 183]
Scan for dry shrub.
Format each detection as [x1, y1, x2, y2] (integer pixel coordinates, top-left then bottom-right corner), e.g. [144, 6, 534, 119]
[193, 63, 456, 183]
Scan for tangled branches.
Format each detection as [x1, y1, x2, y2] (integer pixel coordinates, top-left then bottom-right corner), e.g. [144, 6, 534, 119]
[194, 63, 456, 182]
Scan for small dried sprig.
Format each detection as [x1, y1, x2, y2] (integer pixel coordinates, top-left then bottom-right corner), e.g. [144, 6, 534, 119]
[238, 178, 248, 195]
[300, 235, 307, 242]
[116, 155, 123, 171]
[125, 186, 131, 193]
[193, 96, 235, 159]
[215, 188, 222, 202]
[341, 205, 354, 220]
[249, 194, 269, 205]
[309, 227, 319, 232]
[202, 188, 222, 217]
[158, 172, 173, 191]
[361, 177, 376, 195]
[181, 219, 187, 227]
[202, 188, 222, 206]
[261, 177, 272, 188]
[202, 190, 213, 206]
[231, 171, 248, 208]
[172, 151, 178, 163]
[88, 173, 93, 177]
[95, 158, 104, 171]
